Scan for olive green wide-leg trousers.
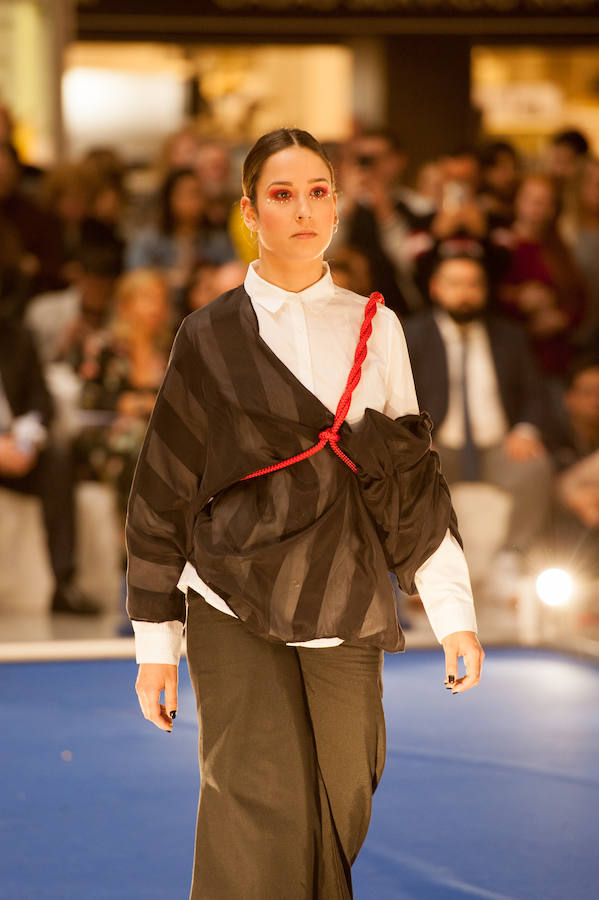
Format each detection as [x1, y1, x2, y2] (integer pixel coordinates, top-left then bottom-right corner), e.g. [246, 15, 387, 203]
[186, 590, 387, 900]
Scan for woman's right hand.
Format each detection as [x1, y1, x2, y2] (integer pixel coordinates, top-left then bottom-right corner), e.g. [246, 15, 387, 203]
[135, 663, 178, 732]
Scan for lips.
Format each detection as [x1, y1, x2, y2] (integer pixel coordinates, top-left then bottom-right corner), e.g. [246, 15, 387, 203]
[292, 232, 317, 238]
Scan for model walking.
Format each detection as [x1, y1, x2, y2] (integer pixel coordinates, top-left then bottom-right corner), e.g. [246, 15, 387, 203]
[126, 128, 484, 899]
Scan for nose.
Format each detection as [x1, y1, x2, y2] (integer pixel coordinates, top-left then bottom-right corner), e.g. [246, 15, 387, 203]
[295, 192, 311, 220]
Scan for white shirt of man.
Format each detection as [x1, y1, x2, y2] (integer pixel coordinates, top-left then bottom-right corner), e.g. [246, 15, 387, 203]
[434, 309, 510, 450]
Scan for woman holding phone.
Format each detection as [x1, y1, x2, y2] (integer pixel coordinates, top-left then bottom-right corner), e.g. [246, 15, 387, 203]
[126, 128, 484, 899]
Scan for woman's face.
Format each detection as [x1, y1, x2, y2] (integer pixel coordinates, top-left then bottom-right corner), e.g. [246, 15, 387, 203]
[515, 177, 556, 231]
[124, 281, 169, 334]
[170, 174, 204, 225]
[242, 146, 337, 263]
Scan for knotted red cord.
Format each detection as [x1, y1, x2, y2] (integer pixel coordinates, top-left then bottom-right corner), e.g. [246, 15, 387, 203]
[242, 291, 385, 481]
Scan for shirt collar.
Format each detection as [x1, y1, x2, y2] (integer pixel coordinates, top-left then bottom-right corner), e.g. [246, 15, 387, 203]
[244, 260, 335, 313]
[434, 308, 483, 340]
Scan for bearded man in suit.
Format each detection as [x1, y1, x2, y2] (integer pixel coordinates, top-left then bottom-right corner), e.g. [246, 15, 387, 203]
[402, 247, 554, 595]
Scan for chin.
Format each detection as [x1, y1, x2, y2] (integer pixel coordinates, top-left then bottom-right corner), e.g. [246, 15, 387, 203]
[284, 244, 328, 263]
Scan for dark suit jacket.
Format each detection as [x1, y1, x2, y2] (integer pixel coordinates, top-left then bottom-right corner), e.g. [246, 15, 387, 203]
[402, 311, 550, 439]
[0, 318, 54, 495]
[0, 319, 53, 426]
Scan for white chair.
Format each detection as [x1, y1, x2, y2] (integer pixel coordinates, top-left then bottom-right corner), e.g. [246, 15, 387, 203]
[450, 482, 513, 583]
[0, 487, 54, 614]
[0, 482, 123, 615]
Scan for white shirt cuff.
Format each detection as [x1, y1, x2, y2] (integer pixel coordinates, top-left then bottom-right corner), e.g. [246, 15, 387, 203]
[132, 620, 184, 665]
[414, 530, 478, 643]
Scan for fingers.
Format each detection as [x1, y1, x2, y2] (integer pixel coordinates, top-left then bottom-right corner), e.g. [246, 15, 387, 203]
[135, 664, 178, 732]
[444, 648, 458, 690]
[164, 668, 178, 722]
[136, 684, 172, 731]
[442, 633, 485, 694]
[450, 645, 485, 694]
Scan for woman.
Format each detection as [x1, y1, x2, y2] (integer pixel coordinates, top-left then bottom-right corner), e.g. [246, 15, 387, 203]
[566, 157, 599, 349]
[68, 267, 171, 515]
[498, 173, 587, 379]
[179, 258, 248, 325]
[126, 129, 484, 899]
[125, 167, 237, 311]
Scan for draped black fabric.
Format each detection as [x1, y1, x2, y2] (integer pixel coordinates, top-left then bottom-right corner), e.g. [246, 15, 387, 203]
[126, 285, 460, 653]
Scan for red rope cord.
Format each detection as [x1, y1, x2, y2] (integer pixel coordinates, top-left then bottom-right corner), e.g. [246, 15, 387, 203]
[242, 291, 384, 481]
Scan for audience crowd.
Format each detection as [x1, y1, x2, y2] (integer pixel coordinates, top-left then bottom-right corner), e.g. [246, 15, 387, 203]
[1, 112, 598, 630]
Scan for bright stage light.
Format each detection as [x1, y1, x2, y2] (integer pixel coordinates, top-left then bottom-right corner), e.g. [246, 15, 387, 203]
[535, 568, 573, 607]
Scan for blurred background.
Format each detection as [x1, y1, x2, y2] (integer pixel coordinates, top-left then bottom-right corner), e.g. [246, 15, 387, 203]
[2, 0, 599, 659]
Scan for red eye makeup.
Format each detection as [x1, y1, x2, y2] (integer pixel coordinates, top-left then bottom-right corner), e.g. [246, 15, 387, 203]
[267, 188, 293, 204]
[266, 184, 331, 204]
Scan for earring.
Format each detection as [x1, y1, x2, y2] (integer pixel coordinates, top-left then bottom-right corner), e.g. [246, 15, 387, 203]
[333, 223, 339, 234]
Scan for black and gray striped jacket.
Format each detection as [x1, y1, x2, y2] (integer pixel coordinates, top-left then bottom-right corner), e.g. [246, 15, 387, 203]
[125, 285, 459, 653]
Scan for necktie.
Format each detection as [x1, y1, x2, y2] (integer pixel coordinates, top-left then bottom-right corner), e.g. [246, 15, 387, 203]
[460, 329, 480, 481]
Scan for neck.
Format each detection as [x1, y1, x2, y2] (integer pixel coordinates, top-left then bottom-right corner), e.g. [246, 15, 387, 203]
[255, 252, 325, 293]
[514, 220, 545, 241]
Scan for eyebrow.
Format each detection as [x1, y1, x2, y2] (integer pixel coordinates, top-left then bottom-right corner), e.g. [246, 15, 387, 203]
[266, 178, 330, 188]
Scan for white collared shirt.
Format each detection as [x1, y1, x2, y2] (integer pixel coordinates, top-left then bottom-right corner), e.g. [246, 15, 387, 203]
[434, 311, 509, 450]
[133, 261, 477, 664]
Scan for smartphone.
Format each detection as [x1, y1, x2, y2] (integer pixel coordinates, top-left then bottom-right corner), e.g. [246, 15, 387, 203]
[442, 180, 471, 212]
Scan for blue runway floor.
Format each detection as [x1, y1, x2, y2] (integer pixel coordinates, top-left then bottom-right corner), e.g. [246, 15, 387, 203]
[2, 648, 598, 899]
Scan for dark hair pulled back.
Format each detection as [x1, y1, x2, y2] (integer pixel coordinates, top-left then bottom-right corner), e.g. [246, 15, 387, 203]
[242, 128, 335, 206]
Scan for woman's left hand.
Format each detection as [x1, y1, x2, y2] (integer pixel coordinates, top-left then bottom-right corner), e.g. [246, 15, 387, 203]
[441, 630, 485, 694]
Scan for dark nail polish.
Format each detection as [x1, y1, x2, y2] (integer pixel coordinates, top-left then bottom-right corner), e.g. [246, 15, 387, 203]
[448, 675, 455, 684]
[170, 711, 177, 720]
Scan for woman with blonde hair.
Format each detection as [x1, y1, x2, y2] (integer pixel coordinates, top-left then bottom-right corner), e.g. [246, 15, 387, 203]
[126, 129, 483, 899]
[70, 267, 171, 515]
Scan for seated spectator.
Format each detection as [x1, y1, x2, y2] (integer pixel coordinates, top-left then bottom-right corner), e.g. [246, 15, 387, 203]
[477, 140, 521, 227]
[402, 249, 554, 597]
[414, 160, 444, 210]
[565, 157, 599, 349]
[0, 319, 52, 484]
[498, 173, 588, 380]
[0, 141, 64, 297]
[81, 147, 129, 236]
[211, 260, 248, 297]
[39, 162, 96, 268]
[336, 129, 434, 315]
[430, 146, 487, 242]
[545, 357, 599, 584]
[126, 168, 237, 311]
[0, 215, 32, 320]
[328, 245, 373, 296]
[22, 222, 123, 614]
[0, 315, 98, 614]
[546, 128, 590, 199]
[180, 259, 248, 321]
[551, 357, 599, 470]
[70, 267, 172, 517]
[195, 139, 237, 231]
[412, 147, 511, 306]
[25, 219, 124, 365]
[157, 124, 202, 177]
